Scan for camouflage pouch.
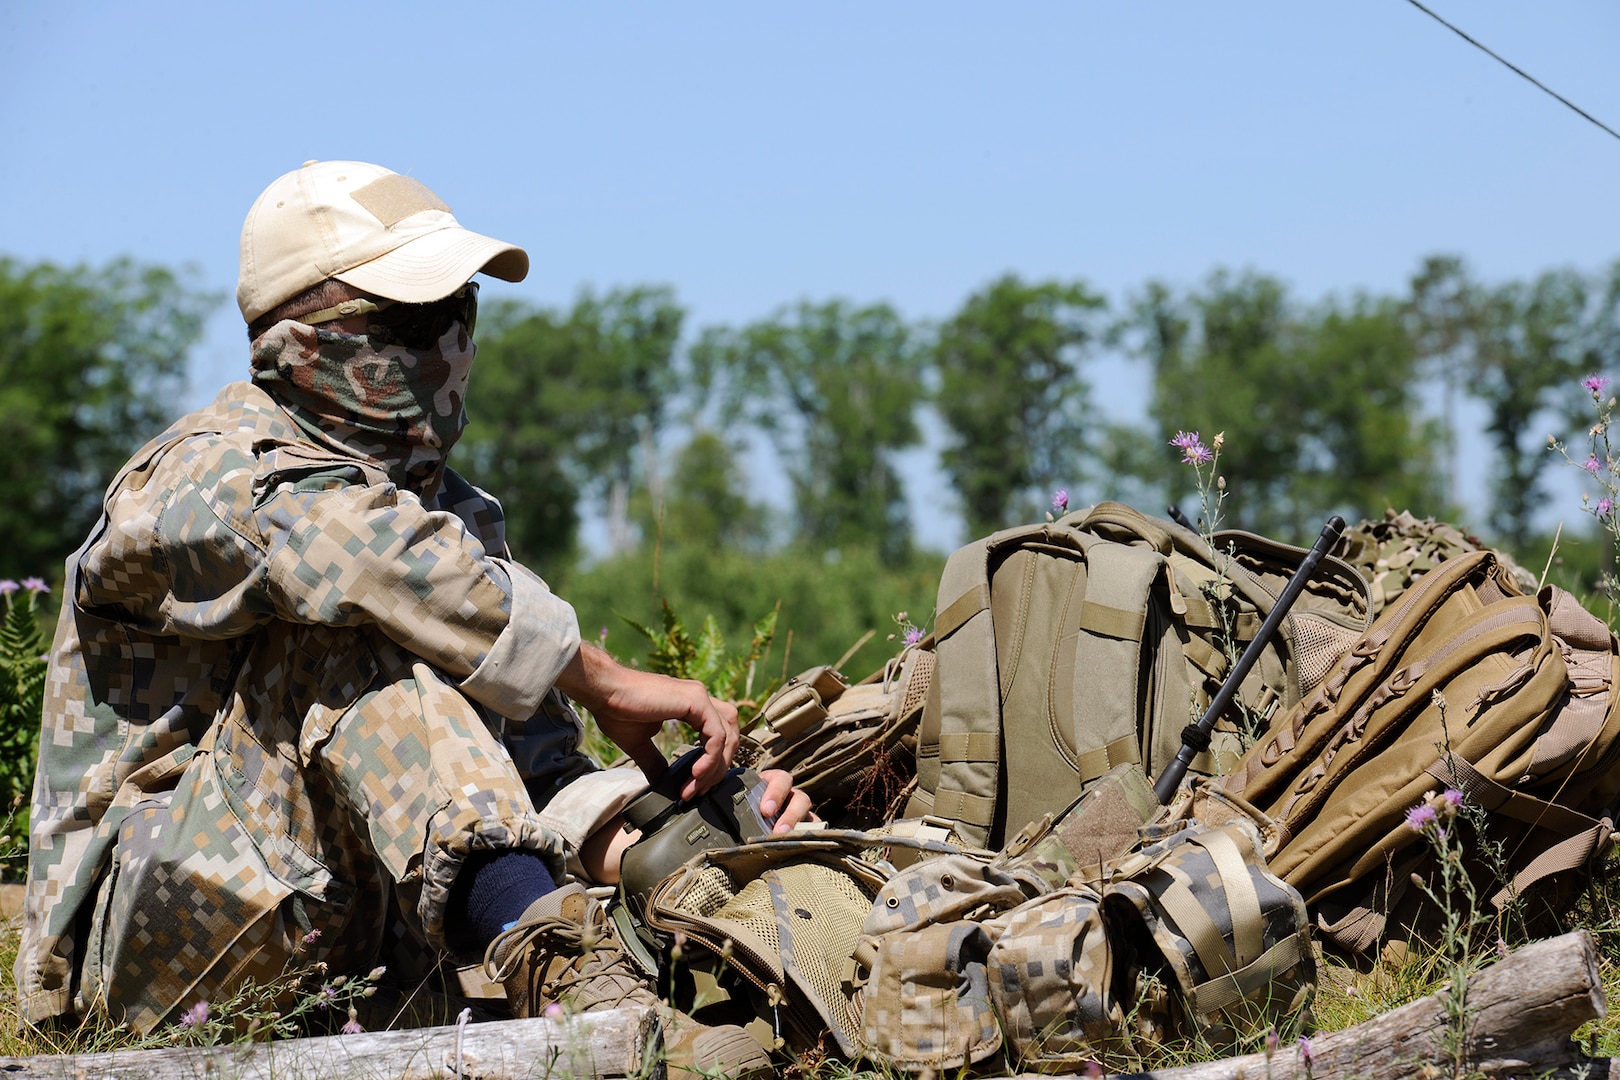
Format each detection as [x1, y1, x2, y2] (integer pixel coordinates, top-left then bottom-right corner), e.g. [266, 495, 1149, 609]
[861, 850, 1028, 940]
[1099, 816, 1313, 1041]
[859, 764, 1162, 962]
[985, 886, 1131, 1072]
[860, 919, 1002, 1071]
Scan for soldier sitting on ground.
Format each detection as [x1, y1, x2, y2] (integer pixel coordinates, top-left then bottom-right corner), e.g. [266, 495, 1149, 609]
[20, 159, 810, 1077]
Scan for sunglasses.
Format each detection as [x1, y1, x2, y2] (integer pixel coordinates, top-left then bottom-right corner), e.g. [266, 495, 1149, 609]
[300, 282, 479, 349]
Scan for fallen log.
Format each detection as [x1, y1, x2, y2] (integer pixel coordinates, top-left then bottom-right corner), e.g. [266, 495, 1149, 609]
[0, 1004, 659, 1079]
[1023, 929, 1605, 1080]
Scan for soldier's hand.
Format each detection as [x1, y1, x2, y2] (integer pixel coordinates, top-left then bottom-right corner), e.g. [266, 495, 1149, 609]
[555, 643, 739, 800]
[757, 768, 816, 833]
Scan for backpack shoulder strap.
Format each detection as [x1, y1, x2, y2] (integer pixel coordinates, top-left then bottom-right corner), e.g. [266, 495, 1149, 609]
[1070, 531, 1169, 781]
[926, 528, 1022, 846]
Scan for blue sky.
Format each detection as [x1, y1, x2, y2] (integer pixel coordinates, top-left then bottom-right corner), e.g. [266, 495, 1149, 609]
[3, 2, 1617, 547]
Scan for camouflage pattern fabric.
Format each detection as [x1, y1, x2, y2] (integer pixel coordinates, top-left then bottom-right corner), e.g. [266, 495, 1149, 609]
[862, 852, 1031, 939]
[1334, 508, 1539, 619]
[985, 886, 1125, 1072]
[252, 318, 474, 494]
[857, 788, 1312, 1074]
[1101, 817, 1313, 1040]
[23, 361, 591, 1031]
[643, 831, 904, 1057]
[861, 919, 1001, 1070]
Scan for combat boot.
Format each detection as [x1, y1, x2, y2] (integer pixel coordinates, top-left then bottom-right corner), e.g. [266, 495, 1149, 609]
[485, 883, 771, 1079]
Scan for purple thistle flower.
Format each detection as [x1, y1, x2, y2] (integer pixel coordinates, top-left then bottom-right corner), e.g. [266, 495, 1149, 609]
[20, 577, 48, 594]
[1298, 1035, 1315, 1068]
[1600, 498, 1615, 518]
[1584, 374, 1611, 396]
[179, 1000, 210, 1028]
[1405, 803, 1437, 832]
[1170, 430, 1212, 465]
[1052, 488, 1070, 514]
[1586, 455, 1603, 475]
[341, 1017, 364, 1035]
[903, 627, 923, 647]
[1440, 789, 1463, 810]
[1169, 430, 1199, 450]
[0, 581, 16, 597]
[1496, 937, 1509, 960]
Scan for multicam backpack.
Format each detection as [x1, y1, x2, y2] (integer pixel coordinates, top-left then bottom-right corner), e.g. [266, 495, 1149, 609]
[905, 501, 1369, 849]
[1223, 550, 1620, 952]
[1334, 508, 1539, 620]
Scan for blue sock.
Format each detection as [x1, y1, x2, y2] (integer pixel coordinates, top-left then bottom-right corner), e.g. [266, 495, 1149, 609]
[456, 851, 556, 946]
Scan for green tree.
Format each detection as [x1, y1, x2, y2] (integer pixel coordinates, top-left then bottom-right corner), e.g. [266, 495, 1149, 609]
[0, 257, 216, 578]
[691, 301, 923, 565]
[1410, 260, 1591, 548]
[1125, 270, 1441, 540]
[932, 275, 1108, 536]
[638, 430, 771, 553]
[460, 287, 684, 568]
[1294, 294, 1446, 523]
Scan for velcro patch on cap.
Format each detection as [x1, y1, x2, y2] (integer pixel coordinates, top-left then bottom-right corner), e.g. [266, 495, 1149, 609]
[350, 174, 450, 227]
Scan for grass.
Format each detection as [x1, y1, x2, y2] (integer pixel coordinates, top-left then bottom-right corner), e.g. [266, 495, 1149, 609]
[2, 855, 1618, 1076]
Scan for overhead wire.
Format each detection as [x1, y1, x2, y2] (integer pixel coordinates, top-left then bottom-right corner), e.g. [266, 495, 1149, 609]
[1402, 0, 1620, 144]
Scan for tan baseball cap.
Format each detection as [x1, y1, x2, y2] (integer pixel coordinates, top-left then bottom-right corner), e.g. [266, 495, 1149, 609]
[237, 160, 529, 324]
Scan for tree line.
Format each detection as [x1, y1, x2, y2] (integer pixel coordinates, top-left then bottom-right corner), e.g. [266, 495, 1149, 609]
[3, 253, 1616, 672]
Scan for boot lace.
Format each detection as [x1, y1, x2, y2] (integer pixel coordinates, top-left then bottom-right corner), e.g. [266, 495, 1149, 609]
[483, 912, 653, 1011]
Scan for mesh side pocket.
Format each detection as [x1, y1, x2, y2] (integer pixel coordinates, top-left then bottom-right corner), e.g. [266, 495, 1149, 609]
[672, 865, 739, 919]
[898, 650, 935, 718]
[768, 863, 878, 1055]
[1293, 613, 1360, 696]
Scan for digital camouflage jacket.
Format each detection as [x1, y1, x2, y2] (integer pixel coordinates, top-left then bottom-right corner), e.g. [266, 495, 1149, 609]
[20, 381, 588, 1027]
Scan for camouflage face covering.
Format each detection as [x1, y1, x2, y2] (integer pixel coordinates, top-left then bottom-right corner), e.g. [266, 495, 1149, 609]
[250, 319, 475, 495]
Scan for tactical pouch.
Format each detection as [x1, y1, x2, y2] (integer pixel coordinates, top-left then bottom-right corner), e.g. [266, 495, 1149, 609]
[861, 866, 1135, 1073]
[857, 790, 1313, 1073]
[1100, 817, 1313, 1040]
[985, 886, 1131, 1072]
[860, 919, 1002, 1071]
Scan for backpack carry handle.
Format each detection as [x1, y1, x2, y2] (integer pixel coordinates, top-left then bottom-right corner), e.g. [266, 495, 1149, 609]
[1152, 515, 1347, 804]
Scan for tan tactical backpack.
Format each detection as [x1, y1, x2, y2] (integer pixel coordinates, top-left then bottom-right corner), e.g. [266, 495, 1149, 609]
[1223, 550, 1620, 952]
[905, 501, 1369, 848]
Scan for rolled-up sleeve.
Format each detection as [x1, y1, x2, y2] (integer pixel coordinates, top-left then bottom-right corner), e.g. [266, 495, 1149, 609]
[461, 562, 581, 717]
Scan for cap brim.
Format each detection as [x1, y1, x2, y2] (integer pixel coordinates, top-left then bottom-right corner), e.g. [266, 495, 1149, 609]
[334, 226, 529, 304]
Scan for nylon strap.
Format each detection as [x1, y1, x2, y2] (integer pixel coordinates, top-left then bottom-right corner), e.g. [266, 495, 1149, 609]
[928, 533, 1007, 847]
[1072, 734, 1141, 784]
[935, 582, 990, 642]
[1188, 931, 1308, 1017]
[1426, 757, 1616, 907]
[1190, 828, 1264, 966]
[1153, 862, 1239, 980]
[1072, 535, 1166, 785]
